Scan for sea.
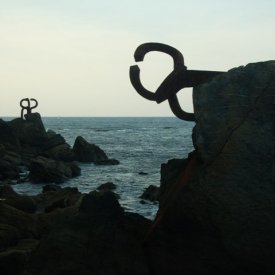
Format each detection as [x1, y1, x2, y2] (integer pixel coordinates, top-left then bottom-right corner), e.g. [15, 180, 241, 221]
[12, 117, 194, 220]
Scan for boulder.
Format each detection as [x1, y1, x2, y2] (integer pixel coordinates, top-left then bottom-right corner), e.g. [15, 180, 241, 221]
[150, 61, 275, 274]
[9, 113, 47, 148]
[43, 143, 75, 162]
[0, 238, 39, 275]
[25, 191, 151, 275]
[0, 202, 41, 244]
[42, 132, 66, 151]
[191, 61, 275, 272]
[73, 136, 108, 162]
[0, 159, 19, 180]
[28, 156, 78, 183]
[140, 185, 160, 202]
[0, 119, 20, 152]
[36, 186, 81, 213]
[159, 157, 188, 202]
[79, 190, 123, 218]
[97, 182, 117, 192]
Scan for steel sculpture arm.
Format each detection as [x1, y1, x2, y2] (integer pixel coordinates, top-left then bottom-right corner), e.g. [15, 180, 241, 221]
[129, 42, 224, 121]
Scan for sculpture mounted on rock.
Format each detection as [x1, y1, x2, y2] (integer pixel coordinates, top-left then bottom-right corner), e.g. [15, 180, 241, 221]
[20, 98, 38, 119]
[129, 42, 224, 121]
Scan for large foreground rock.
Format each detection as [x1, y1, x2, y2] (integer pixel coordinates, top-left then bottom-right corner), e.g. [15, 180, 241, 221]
[151, 61, 275, 274]
[0, 185, 151, 275]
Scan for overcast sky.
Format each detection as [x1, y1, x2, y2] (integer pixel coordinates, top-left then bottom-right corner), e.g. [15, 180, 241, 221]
[0, 0, 274, 117]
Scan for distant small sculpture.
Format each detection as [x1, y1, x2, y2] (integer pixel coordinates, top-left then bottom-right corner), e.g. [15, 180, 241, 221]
[20, 98, 38, 119]
[129, 42, 225, 121]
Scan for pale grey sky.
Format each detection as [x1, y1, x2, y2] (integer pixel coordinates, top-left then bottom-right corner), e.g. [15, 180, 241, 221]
[0, 0, 274, 117]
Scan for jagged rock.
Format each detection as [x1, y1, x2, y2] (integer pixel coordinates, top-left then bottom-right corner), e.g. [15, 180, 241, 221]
[0, 185, 37, 214]
[0, 114, 117, 183]
[97, 181, 117, 191]
[36, 186, 81, 213]
[79, 190, 123, 218]
[69, 162, 81, 177]
[0, 146, 22, 181]
[192, 61, 275, 270]
[0, 159, 19, 180]
[0, 119, 20, 152]
[73, 136, 108, 162]
[2, 150, 21, 166]
[43, 143, 75, 162]
[9, 113, 47, 148]
[152, 61, 275, 274]
[0, 238, 39, 275]
[0, 200, 41, 273]
[0, 202, 41, 246]
[42, 132, 66, 151]
[25, 191, 151, 275]
[140, 185, 159, 202]
[28, 156, 78, 183]
[159, 157, 188, 201]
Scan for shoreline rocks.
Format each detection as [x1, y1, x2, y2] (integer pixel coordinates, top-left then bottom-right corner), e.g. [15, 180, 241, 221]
[0, 113, 119, 184]
[0, 61, 274, 274]
[0, 184, 151, 275]
[148, 61, 275, 274]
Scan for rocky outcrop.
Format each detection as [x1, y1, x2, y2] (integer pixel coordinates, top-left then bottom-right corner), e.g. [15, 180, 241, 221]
[73, 135, 119, 165]
[73, 136, 108, 162]
[28, 156, 79, 183]
[0, 61, 273, 274]
[0, 185, 151, 275]
[0, 113, 118, 184]
[140, 185, 160, 202]
[97, 181, 117, 191]
[147, 61, 275, 274]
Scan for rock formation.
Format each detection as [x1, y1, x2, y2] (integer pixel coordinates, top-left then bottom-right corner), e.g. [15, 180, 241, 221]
[0, 113, 118, 184]
[73, 135, 119, 165]
[0, 185, 151, 275]
[146, 61, 275, 274]
[0, 61, 274, 274]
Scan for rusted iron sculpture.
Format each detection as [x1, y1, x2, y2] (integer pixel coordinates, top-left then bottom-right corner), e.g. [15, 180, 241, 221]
[129, 42, 225, 121]
[20, 98, 38, 119]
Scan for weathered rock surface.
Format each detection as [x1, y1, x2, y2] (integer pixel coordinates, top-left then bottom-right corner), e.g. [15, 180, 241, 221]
[149, 61, 275, 274]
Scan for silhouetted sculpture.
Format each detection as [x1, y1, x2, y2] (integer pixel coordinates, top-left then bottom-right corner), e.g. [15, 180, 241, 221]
[20, 98, 38, 119]
[129, 42, 224, 121]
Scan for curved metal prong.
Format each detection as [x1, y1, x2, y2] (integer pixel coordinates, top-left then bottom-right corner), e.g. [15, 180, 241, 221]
[20, 98, 30, 108]
[30, 98, 38, 110]
[129, 65, 157, 101]
[134, 42, 186, 70]
[168, 94, 195, 121]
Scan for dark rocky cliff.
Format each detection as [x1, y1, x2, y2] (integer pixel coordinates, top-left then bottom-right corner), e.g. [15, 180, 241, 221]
[147, 61, 275, 274]
[0, 61, 274, 274]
